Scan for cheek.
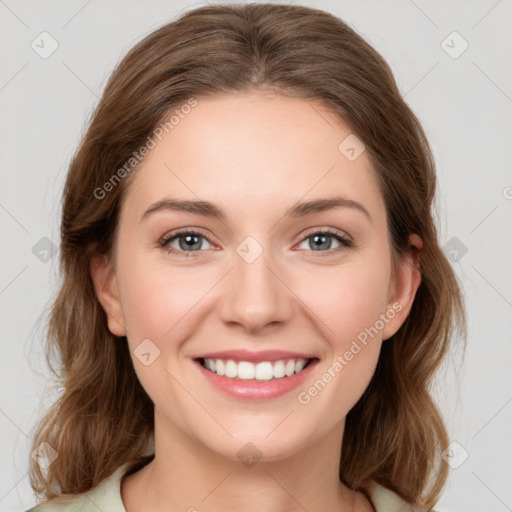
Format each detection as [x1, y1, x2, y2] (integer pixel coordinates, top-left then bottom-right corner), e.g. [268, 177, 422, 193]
[294, 264, 389, 423]
[118, 253, 207, 341]
[117, 257, 201, 406]
[300, 259, 391, 344]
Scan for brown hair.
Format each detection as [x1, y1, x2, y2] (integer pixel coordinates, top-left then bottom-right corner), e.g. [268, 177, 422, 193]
[28, 3, 466, 509]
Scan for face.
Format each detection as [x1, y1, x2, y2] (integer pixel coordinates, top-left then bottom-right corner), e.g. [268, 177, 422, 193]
[91, 91, 421, 463]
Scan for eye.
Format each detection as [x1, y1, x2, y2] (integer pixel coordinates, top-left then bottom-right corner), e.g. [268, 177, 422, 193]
[295, 228, 353, 257]
[159, 229, 214, 257]
[158, 227, 354, 258]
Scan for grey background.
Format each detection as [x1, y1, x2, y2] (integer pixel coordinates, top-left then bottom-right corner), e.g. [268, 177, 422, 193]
[1, 1, 511, 511]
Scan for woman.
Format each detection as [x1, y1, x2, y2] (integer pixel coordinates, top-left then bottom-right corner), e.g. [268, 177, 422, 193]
[27, 3, 466, 511]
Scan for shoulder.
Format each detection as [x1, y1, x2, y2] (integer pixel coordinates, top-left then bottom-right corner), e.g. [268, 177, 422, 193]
[364, 481, 438, 512]
[25, 463, 132, 512]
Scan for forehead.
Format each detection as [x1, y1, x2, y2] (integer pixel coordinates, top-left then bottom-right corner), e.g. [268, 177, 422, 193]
[121, 92, 386, 227]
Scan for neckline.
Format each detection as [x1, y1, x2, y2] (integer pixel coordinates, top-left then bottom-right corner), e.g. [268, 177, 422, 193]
[105, 462, 415, 512]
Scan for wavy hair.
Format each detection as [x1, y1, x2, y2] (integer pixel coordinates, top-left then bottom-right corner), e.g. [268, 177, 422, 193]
[28, 3, 466, 509]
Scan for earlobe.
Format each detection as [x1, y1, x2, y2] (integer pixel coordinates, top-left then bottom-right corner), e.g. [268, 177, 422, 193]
[381, 234, 423, 341]
[89, 254, 127, 337]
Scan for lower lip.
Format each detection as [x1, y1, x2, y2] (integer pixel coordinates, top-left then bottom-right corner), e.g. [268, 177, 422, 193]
[194, 359, 318, 401]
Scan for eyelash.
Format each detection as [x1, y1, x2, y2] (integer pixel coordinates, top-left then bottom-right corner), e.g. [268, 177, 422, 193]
[158, 227, 354, 259]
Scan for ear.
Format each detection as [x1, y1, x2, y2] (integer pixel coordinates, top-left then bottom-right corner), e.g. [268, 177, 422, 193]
[89, 254, 127, 337]
[381, 234, 423, 341]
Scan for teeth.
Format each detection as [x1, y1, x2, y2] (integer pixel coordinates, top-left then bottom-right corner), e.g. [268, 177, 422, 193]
[285, 360, 295, 376]
[202, 358, 310, 381]
[295, 359, 306, 373]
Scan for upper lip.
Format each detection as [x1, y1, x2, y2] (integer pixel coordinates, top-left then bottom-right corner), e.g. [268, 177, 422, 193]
[194, 349, 317, 363]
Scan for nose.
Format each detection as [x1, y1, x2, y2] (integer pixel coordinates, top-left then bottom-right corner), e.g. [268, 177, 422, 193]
[218, 239, 294, 334]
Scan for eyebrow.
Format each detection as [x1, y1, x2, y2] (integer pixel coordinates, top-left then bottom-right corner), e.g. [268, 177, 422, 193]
[140, 195, 372, 223]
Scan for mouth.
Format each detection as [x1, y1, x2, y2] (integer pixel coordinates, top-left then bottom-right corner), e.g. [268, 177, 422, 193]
[195, 356, 319, 382]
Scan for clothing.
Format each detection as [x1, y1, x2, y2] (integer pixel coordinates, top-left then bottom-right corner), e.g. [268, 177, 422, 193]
[26, 462, 432, 511]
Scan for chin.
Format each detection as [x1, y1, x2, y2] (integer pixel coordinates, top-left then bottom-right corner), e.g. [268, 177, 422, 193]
[197, 427, 314, 465]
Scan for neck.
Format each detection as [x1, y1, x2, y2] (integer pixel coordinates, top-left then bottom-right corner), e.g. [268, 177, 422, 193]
[121, 410, 372, 512]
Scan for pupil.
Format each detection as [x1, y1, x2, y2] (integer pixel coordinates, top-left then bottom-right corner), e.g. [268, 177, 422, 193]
[180, 234, 201, 251]
[312, 234, 331, 251]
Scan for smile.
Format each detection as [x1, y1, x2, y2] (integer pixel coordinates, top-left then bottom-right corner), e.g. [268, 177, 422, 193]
[194, 355, 319, 401]
[199, 357, 314, 381]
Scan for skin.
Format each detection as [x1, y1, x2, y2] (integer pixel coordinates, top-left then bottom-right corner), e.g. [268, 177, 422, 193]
[90, 91, 422, 512]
